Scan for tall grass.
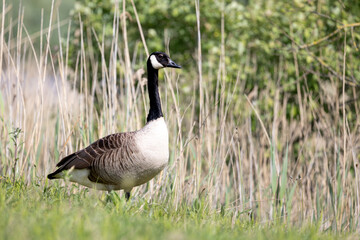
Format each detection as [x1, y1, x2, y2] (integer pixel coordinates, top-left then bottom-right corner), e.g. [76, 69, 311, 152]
[0, 0, 359, 233]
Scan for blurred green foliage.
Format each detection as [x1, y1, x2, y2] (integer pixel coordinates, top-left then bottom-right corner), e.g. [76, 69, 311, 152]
[68, 0, 360, 121]
[10, 0, 75, 45]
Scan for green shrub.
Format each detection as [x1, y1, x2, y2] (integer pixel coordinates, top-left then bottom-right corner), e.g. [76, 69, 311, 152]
[68, 0, 360, 121]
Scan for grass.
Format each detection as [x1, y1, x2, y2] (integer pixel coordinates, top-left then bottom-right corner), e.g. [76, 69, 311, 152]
[1, 0, 360, 239]
[0, 179, 351, 240]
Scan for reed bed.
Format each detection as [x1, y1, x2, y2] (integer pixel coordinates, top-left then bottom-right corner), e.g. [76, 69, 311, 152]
[0, 0, 359, 233]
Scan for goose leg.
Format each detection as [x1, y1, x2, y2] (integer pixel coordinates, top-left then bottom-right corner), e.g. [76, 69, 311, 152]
[125, 192, 130, 201]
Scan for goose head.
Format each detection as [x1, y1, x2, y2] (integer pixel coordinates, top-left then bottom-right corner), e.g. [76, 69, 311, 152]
[148, 52, 181, 70]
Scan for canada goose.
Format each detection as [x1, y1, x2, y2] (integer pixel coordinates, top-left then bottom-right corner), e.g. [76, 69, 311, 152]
[47, 52, 181, 200]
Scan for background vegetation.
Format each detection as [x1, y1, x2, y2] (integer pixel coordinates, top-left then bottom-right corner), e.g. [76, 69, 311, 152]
[1, 0, 360, 239]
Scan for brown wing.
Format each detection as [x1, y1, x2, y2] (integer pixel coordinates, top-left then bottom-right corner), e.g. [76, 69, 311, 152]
[88, 136, 140, 185]
[47, 132, 136, 184]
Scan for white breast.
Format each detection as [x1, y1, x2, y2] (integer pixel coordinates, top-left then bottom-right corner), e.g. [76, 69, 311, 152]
[135, 117, 169, 169]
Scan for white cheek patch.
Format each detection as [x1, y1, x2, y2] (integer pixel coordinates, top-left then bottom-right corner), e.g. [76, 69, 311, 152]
[150, 55, 164, 69]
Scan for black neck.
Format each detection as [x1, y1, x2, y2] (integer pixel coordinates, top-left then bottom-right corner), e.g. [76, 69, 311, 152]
[146, 61, 163, 122]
